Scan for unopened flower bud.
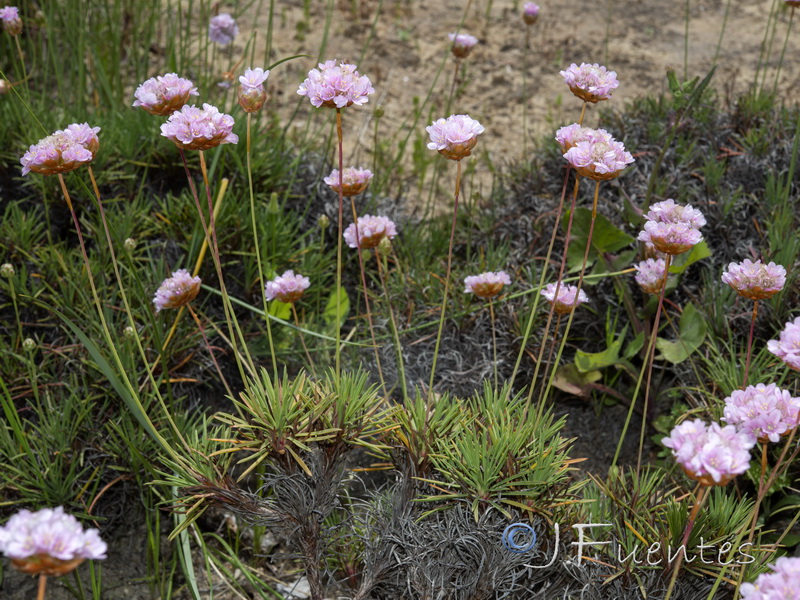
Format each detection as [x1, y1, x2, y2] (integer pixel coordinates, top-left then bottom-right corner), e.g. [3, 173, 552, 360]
[318, 214, 330, 230]
[267, 192, 280, 214]
[123, 326, 136, 340]
[374, 105, 385, 119]
[1, 263, 14, 278]
[377, 236, 392, 257]
[124, 238, 137, 251]
[0, 6, 23, 36]
[0, 79, 9, 95]
[23, 338, 36, 352]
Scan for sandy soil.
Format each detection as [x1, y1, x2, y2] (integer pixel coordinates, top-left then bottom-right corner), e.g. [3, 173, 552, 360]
[224, 0, 800, 204]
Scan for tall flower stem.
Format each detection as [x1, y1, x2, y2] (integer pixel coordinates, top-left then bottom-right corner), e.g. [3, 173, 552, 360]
[543, 313, 563, 382]
[536, 180, 599, 423]
[334, 108, 345, 376]
[187, 305, 234, 399]
[489, 297, 498, 393]
[292, 303, 318, 379]
[179, 149, 252, 383]
[428, 159, 462, 396]
[37, 574, 47, 600]
[13, 36, 27, 91]
[247, 113, 278, 379]
[578, 102, 587, 126]
[636, 253, 673, 472]
[376, 249, 408, 400]
[348, 202, 388, 400]
[664, 484, 709, 600]
[743, 299, 759, 389]
[57, 173, 185, 464]
[8, 278, 22, 350]
[87, 166, 186, 431]
[526, 173, 581, 410]
[771, 6, 795, 98]
[509, 166, 572, 394]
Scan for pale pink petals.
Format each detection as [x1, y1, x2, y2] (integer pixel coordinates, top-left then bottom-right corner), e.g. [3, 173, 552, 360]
[160, 103, 238, 150]
[297, 59, 374, 109]
[426, 114, 485, 161]
[464, 271, 511, 298]
[132, 73, 199, 116]
[153, 269, 202, 312]
[265, 270, 310, 303]
[721, 259, 786, 300]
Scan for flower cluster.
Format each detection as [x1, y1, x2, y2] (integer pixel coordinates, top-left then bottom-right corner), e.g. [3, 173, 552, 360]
[464, 271, 511, 299]
[634, 258, 667, 295]
[721, 259, 786, 301]
[343, 215, 397, 249]
[297, 59, 374, 109]
[740, 556, 800, 600]
[554, 123, 600, 152]
[132, 73, 199, 116]
[638, 199, 705, 255]
[20, 123, 101, 176]
[160, 103, 238, 150]
[208, 13, 238, 46]
[0, 5, 21, 35]
[662, 420, 755, 486]
[265, 270, 310, 303]
[324, 167, 373, 197]
[540, 282, 589, 315]
[238, 67, 270, 113]
[559, 62, 619, 103]
[427, 114, 485, 161]
[562, 128, 634, 180]
[0, 507, 107, 576]
[723, 383, 800, 443]
[153, 269, 201, 312]
[767, 316, 800, 372]
[522, 2, 539, 25]
[448, 32, 478, 58]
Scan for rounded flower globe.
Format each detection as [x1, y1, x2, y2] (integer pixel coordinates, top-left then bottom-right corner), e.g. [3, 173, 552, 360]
[160, 103, 238, 151]
[20, 124, 101, 176]
[464, 271, 511, 299]
[265, 270, 310, 303]
[153, 269, 202, 312]
[721, 259, 786, 301]
[343, 215, 397, 249]
[324, 167, 373, 197]
[540, 282, 589, 315]
[560, 62, 619, 104]
[426, 114, 485, 161]
[132, 73, 199, 116]
[297, 59, 374, 109]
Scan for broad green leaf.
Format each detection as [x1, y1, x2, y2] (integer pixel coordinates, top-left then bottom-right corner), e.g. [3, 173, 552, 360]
[669, 241, 711, 274]
[655, 302, 707, 364]
[268, 299, 292, 320]
[552, 363, 602, 398]
[624, 331, 645, 359]
[323, 285, 350, 329]
[575, 336, 624, 373]
[564, 208, 635, 270]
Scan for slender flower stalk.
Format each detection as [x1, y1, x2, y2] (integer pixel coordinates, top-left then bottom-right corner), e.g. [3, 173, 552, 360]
[375, 245, 408, 399]
[771, 4, 795, 97]
[426, 114, 484, 395]
[464, 271, 511, 391]
[187, 304, 234, 399]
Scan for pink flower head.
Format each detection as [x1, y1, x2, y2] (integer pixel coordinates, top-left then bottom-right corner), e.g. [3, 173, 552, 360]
[723, 383, 800, 443]
[448, 32, 478, 58]
[324, 167, 373, 197]
[642, 199, 707, 229]
[297, 59, 374, 109]
[740, 556, 800, 600]
[464, 271, 511, 299]
[426, 114, 485, 161]
[721, 259, 786, 301]
[540, 282, 589, 315]
[343, 214, 397, 249]
[0, 506, 107, 576]
[209, 13, 238, 46]
[554, 123, 608, 153]
[153, 269, 201, 312]
[238, 67, 270, 113]
[160, 103, 238, 150]
[637, 200, 705, 256]
[264, 270, 310, 303]
[559, 62, 619, 103]
[20, 123, 101, 176]
[562, 131, 634, 180]
[662, 419, 755, 486]
[522, 3, 540, 25]
[767, 316, 800, 372]
[132, 73, 199, 116]
[0, 5, 21, 36]
[634, 258, 667, 295]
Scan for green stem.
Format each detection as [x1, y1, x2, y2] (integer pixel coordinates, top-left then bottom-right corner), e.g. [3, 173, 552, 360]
[335, 108, 344, 376]
[428, 159, 462, 396]
[489, 297, 498, 393]
[664, 484, 708, 600]
[743, 299, 759, 389]
[247, 113, 278, 378]
[537, 179, 600, 423]
[376, 249, 408, 400]
[636, 253, 672, 472]
[683, 0, 690, 81]
[712, 0, 733, 66]
[771, 5, 795, 97]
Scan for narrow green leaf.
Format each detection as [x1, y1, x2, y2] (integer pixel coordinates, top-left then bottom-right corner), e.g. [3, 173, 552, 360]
[323, 285, 350, 329]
